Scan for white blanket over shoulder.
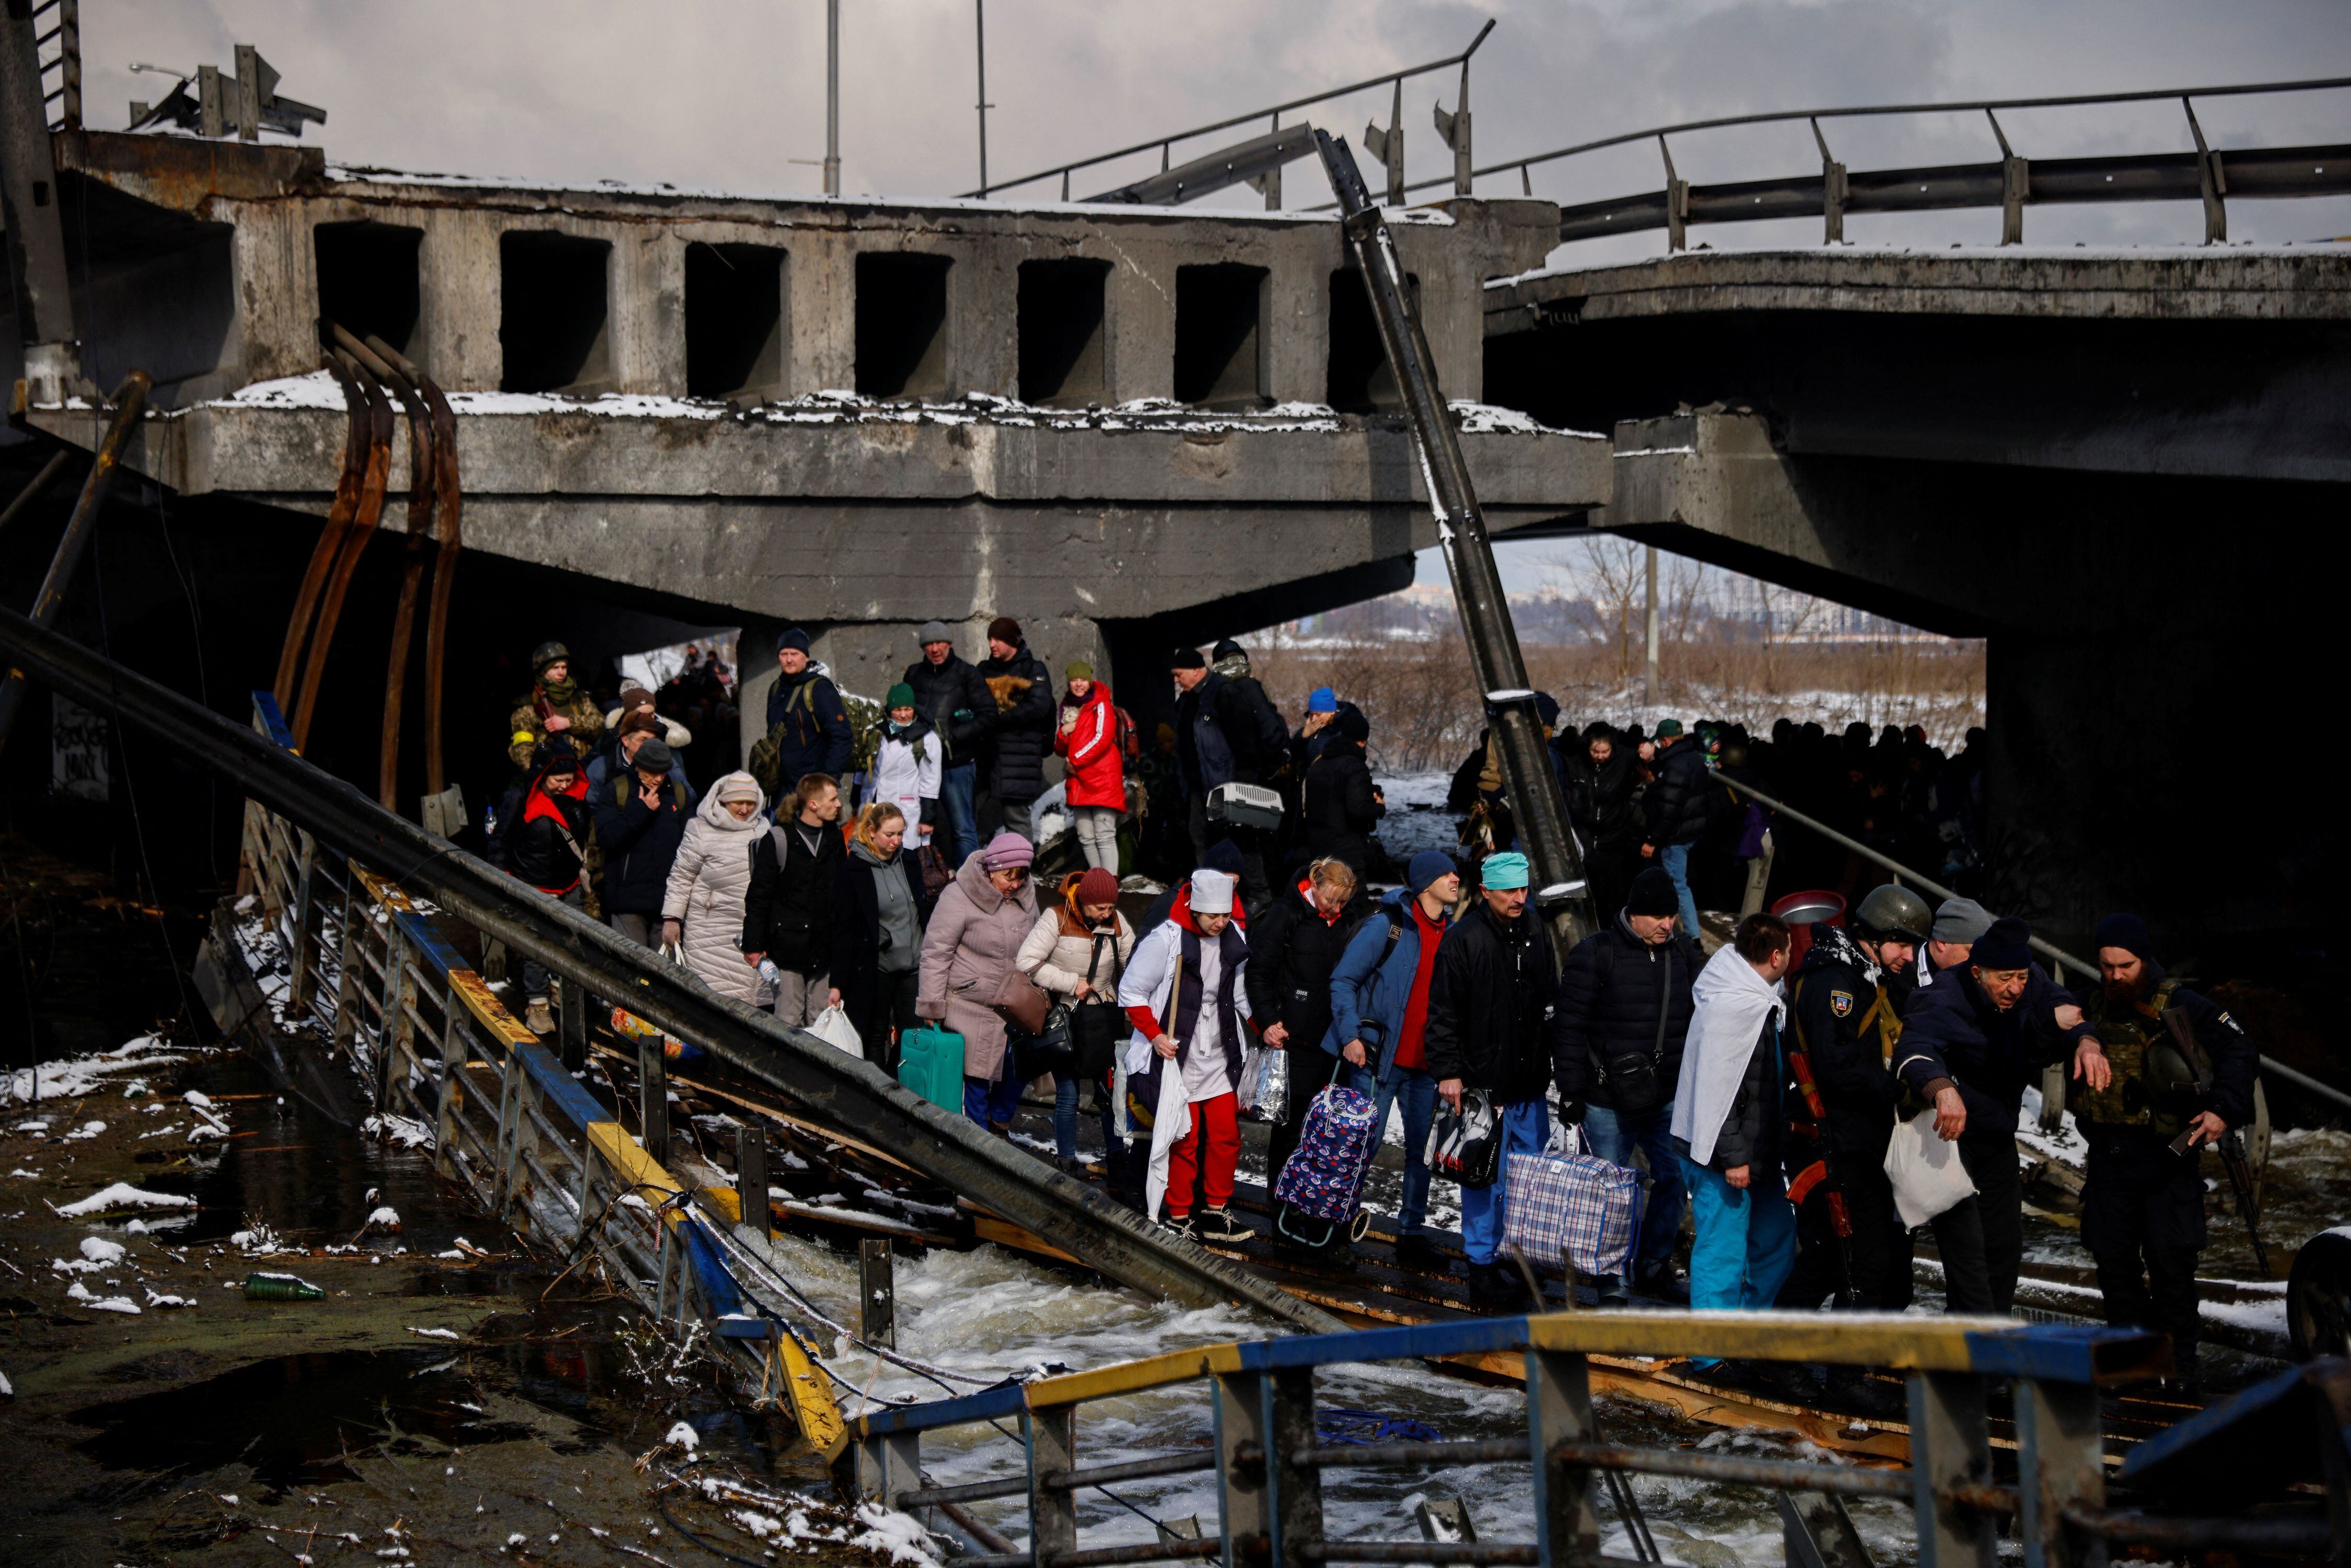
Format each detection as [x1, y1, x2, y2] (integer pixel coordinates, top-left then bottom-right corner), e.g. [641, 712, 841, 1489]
[1669, 943, 1788, 1167]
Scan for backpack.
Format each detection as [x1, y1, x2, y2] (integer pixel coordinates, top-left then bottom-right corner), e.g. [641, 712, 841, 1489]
[748, 727, 785, 797]
[1114, 704, 1142, 763]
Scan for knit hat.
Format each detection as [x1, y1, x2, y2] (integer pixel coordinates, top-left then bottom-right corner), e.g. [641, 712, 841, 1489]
[1406, 851, 1458, 895]
[1202, 839, 1245, 876]
[617, 680, 656, 711]
[1212, 637, 1246, 661]
[916, 620, 953, 645]
[1930, 897, 1995, 945]
[986, 616, 1022, 646]
[776, 626, 811, 654]
[618, 706, 663, 738]
[884, 682, 916, 710]
[633, 738, 675, 773]
[1169, 646, 1207, 671]
[1970, 916, 2033, 970]
[1627, 866, 1680, 917]
[1480, 852, 1530, 891]
[1334, 708, 1370, 744]
[1065, 660, 1094, 682]
[1655, 718, 1684, 738]
[2093, 912, 2156, 965]
[1307, 687, 1339, 713]
[1076, 867, 1121, 907]
[533, 735, 580, 770]
[1190, 868, 1236, 914]
[981, 831, 1034, 870]
[714, 772, 762, 804]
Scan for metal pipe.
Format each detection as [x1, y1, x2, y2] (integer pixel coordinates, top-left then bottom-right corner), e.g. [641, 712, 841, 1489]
[973, 0, 987, 195]
[0, 606, 1349, 1333]
[1045, 1542, 1224, 1568]
[1292, 1437, 1530, 1469]
[0, 449, 75, 535]
[1296, 1544, 1540, 1565]
[1044, 1450, 1221, 1491]
[1314, 131, 1595, 950]
[2061, 1506, 2335, 1555]
[897, 1475, 1028, 1508]
[1715, 772, 2351, 1114]
[0, 371, 152, 751]
[1552, 1443, 1913, 1498]
[1643, 545, 1659, 706]
[823, 0, 840, 198]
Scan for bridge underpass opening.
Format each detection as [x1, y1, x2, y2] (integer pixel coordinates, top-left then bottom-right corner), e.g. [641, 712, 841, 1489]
[313, 220, 423, 361]
[1173, 262, 1268, 409]
[684, 241, 787, 401]
[855, 252, 952, 398]
[1017, 258, 1110, 406]
[499, 230, 614, 394]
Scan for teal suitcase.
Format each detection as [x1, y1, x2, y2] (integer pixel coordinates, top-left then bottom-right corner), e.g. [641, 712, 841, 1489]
[897, 1026, 967, 1112]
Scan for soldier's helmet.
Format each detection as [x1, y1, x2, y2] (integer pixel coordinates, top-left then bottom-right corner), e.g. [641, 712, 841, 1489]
[530, 640, 571, 674]
[1853, 884, 1934, 947]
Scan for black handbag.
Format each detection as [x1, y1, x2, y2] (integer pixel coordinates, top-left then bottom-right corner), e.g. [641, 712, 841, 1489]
[1069, 930, 1126, 1078]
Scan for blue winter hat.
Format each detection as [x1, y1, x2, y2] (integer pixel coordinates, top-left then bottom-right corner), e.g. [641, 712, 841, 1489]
[1406, 850, 1458, 895]
[1307, 687, 1340, 713]
[1480, 852, 1530, 891]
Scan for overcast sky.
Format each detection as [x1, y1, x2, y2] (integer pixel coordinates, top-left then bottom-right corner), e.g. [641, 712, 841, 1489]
[77, 2, 2350, 605]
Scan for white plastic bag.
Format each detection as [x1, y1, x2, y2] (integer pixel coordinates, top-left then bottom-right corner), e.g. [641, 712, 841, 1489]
[809, 1003, 863, 1058]
[1882, 1107, 1978, 1228]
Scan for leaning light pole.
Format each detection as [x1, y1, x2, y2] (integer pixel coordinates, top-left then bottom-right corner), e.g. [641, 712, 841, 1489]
[1313, 131, 1595, 949]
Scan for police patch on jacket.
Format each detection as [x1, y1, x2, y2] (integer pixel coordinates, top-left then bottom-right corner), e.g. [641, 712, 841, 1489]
[1829, 990, 1856, 1018]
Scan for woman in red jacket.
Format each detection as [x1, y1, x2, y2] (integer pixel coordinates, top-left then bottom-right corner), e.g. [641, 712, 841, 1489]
[1055, 661, 1126, 872]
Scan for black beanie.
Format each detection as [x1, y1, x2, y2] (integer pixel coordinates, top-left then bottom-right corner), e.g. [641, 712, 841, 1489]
[1335, 707, 1370, 745]
[1626, 866, 1680, 918]
[1169, 646, 1207, 671]
[2092, 913, 2156, 964]
[1970, 915, 2033, 970]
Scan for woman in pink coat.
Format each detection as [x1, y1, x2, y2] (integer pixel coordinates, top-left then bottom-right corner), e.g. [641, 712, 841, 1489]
[1055, 662, 1125, 872]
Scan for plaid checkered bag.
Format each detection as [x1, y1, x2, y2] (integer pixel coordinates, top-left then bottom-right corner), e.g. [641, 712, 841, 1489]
[1500, 1130, 1640, 1277]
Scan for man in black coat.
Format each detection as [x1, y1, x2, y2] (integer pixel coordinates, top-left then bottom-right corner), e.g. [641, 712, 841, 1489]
[1171, 645, 1287, 908]
[1550, 865, 1700, 1303]
[2071, 913, 2259, 1390]
[1298, 709, 1385, 880]
[742, 774, 847, 1029]
[903, 621, 997, 870]
[1776, 885, 1933, 1319]
[1639, 719, 1716, 937]
[589, 737, 692, 948]
[975, 615, 1054, 840]
[1425, 851, 1555, 1306]
[1895, 915, 2098, 1313]
[760, 629, 853, 795]
[1247, 859, 1368, 1184]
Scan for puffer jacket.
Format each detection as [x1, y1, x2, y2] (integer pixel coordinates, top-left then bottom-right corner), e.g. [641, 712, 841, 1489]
[505, 767, 591, 895]
[1641, 738, 1717, 848]
[1243, 880, 1366, 1053]
[661, 776, 769, 1007]
[1324, 889, 1450, 1075]
[917, 850, 1039, 1080]
[1299, 738, 1382, 873]
[977, 642, 1054, 804]
[1017, 904, 1137, 999]
[1549, 915, 1702, 1113]
[591, 772, 692, 916]
[763, 665, 854, 790]
[1423, 899, 1557, 1105]
[901, 651, 996, 764]
[1056, 684, 1125, 812]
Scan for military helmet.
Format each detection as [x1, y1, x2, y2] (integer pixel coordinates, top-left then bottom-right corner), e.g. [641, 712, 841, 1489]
[530, 640, 571, 673]
[1853, 884, 1934, 946]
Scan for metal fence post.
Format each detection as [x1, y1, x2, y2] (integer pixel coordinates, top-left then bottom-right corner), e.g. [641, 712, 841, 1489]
[2015, 1379, 2104, 1568]
[332, 875, 363, 1061]
[1910, 1373, 1997, 1568]
[1527, 1347, 1602, 1566]
[493, 1037, 523, 1214]
[859, 1238, 895, 1348]
[1026, 1404, 1077, 1567]
[640, 1037, 670, 1166]
[1215, 1371, 1268, 1564]
[561, 972, 588, 1072]
[380, 925, 414, 1116]
[286, 829, 319, 1011]
[433, 994, 470, 1184]
[1262, 1367, 1321, 1568]
[858, 1427, 921, 1508]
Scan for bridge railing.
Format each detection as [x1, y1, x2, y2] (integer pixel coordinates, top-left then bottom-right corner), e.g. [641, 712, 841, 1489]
[853, 1311, 2348, 1568]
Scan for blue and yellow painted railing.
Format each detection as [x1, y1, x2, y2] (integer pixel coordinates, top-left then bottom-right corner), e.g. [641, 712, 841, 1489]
[241, 691, 847, 1460]
[854, 1311, 2177, 1568]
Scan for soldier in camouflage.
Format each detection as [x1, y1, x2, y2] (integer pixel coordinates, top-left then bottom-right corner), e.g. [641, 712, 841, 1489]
[2071, 912, 2257, 1392]
[507, 641, 607, 773]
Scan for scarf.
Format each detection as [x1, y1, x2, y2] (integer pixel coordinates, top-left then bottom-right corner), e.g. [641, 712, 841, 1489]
[1670, 942, 1787, 1166]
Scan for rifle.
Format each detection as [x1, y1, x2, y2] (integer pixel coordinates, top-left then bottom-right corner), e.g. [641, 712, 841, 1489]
[1785, 1037, 1859, 1306]
[2160, 1005, 2271, 1276]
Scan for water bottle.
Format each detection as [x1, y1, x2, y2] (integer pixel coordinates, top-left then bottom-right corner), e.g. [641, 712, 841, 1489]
[758, 958, 783, 987]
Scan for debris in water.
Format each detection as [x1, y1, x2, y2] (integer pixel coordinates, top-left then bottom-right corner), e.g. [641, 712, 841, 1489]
[52, 1182, 198, 1217]
[405, 1326, 462, 1340]
[243, 1271, 325, 1301]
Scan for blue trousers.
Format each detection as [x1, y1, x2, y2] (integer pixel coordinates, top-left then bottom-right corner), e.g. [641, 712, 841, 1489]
[1581, 1101, 1687, 1285]
[964, 1072, 1021, 1129]
[1658, 842, 1702, 938]
[939, 762, 981, 870]
[1347, 1062, 1437, 1236]
[1678, 1155, 1797, 1364]
[1461, 1098, 1551, 1265]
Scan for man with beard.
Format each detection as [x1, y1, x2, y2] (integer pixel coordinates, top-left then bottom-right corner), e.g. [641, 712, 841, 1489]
[2071, 913, 2256, 1395]
[1776, 886, 1933, 1325]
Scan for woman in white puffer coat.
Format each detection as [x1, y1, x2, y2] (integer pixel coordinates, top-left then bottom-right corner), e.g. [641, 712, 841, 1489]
[660, 772, 767, 1006]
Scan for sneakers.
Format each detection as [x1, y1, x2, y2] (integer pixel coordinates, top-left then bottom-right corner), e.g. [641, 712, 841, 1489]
[525, 996, 554, 1036]
[1162, 1213, 1199, 1242]
[1197, 1206, 1253, 1245]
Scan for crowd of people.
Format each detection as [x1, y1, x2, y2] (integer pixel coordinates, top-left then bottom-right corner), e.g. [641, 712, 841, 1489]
[484, 627, 2254, 1401]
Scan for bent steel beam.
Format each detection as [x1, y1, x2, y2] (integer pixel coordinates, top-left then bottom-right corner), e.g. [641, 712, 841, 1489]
[0, 605, 1344, 1332]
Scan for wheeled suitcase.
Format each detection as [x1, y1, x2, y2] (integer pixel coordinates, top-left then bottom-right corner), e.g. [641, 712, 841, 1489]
[1271, 1085, 1379, 1249]
[896, 1026, 966, 1112]
[1499, 1129, 1641, 1279]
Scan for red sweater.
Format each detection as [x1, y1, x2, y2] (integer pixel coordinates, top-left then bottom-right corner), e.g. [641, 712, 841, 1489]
[1393, 899, 1447, 1071]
